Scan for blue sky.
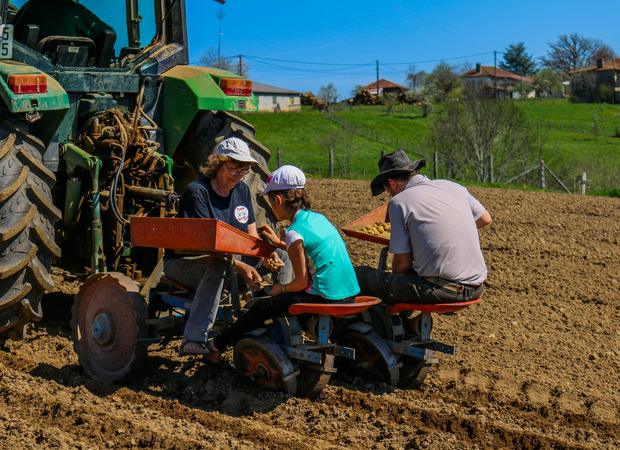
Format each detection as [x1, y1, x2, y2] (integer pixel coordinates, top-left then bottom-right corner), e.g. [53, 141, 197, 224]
[185, 0, 620, 99]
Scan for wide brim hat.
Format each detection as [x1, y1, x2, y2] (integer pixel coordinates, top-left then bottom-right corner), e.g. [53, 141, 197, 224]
[370, 150, 426, 196]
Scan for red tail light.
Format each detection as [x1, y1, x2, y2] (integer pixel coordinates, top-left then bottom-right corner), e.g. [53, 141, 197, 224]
[221, 78, 252, 96]
[9, 74, 47, 94]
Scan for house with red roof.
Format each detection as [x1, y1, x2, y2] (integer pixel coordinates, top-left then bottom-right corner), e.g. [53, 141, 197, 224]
[569, 58, 620, 103]
[362, 79, 409, 96]
[460, 64, 534, 99]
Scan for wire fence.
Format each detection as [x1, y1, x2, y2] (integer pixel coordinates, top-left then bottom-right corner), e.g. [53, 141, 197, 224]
[526, 119, 619, 137]
[292, 112, 594, 194]
[324, 112, 428, 158]
[327, 106, 620, 137]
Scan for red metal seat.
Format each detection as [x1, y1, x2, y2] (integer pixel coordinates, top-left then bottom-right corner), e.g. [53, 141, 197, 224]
[385, 298, 481, 315]
[288, 296, 381, 317]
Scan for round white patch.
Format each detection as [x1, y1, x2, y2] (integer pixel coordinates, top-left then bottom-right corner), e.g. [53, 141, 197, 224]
[235, 205, 249, 224]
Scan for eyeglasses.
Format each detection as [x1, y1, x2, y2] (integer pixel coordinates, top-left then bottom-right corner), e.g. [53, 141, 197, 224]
[224, 163, 250, 176]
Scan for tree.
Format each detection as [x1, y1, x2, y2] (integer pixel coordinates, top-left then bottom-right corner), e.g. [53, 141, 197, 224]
[499, 42, 537, 76]
[425, 62, 460, 102]
[541, 33, 602, 73]
[318, 82, 339, 103]
[405, 65, 426, 91]
[531, 68, 562, 97]
[570, 71, 598, 102]
[590, 44, 617, 65]
[199, 46, 250, 77]
[427, 98, 536, 182]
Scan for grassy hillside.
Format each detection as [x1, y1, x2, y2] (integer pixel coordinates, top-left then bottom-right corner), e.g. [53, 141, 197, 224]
[240, 100, 620, 191]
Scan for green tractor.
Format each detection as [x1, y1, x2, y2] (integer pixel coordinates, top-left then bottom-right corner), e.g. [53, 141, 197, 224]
[0, 0, 273, 372]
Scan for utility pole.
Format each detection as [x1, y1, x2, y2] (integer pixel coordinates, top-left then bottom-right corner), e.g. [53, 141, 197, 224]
[238, 54, 242, 76]
[494, 50, 498, 100]
[376, 60, 380, 97]
[217, 7, 225, 66]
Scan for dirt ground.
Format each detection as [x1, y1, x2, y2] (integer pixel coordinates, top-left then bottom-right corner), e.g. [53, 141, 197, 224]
[1, 178, 619, 449]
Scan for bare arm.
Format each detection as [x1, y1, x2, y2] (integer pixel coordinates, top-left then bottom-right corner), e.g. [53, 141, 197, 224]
[247, 223, 259, 238]
[249, 223, 283, 271]
[392, 252, 413, 274]
[270, 240, 308, 295]
[476, 210, 492, 229]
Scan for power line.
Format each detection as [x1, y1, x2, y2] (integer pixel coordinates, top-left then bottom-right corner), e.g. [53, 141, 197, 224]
[241, 51, 495, 67]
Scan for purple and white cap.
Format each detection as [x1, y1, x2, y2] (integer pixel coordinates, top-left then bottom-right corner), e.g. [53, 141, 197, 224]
[260, 165, 306, 195]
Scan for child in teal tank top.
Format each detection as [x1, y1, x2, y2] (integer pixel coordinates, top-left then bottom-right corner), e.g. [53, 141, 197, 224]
[207, 165, 359, 357]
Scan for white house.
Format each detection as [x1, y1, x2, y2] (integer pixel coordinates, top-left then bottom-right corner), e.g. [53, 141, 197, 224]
[460, 64, 535, 99]
[251, 82, 301, 112]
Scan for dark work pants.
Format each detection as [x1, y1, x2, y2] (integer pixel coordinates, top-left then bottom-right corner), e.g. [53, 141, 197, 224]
[355, 266, 483, 305]
[213, 292, 354, 350]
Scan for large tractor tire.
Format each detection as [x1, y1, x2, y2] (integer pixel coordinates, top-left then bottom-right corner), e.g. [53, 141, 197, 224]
[175, 110, 275, 228]
[0, 118, 61, 343]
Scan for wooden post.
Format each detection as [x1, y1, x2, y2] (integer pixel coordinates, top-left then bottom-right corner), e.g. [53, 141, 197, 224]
[277, 147, 281, 168]
[540, 160, 546, 190]
[433, 152, 438, 178]
[581, 172, 587, 195]
[329, 147, 334, 177]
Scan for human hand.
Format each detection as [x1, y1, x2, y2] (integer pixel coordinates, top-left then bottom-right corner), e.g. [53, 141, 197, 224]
[258, 224, 281, 247]
[262, 251, 284, 272]
[235, 260, 262, 290]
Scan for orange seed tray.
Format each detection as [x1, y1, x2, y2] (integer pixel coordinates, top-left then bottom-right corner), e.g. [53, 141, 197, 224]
[130, 217, 275, 257]
[341, 203, 390, 245]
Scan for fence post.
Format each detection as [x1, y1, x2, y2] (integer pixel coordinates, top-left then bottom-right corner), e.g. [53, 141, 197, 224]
[540, 159, 546, 189]
[277, 147, 281, 168]
[433, 152, 438, 178]
[329, 147, 334, 177]
[581, 172, 587, 194]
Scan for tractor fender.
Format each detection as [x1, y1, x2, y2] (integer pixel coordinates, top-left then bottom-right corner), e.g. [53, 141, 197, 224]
[0, 61, 69, 146]
[161, 65, 258, 156]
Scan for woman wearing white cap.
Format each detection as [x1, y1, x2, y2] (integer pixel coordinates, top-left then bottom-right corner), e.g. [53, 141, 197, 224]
[164, 137, 290, 355]
[205, 165, 360, 359]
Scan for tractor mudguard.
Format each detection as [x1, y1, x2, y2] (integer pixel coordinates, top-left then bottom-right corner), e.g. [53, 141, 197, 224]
[0, 61, 69, 146]
[161, 65, 258, 156]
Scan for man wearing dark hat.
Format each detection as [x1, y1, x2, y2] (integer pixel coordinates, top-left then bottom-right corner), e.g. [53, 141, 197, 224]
[356, 150, 491, 311]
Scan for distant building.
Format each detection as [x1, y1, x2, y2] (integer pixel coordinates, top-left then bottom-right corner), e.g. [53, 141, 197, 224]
[460, 64, 534, 99]
[362, 79, 408, 96]
[569, 58, 620, 103]
[251, 82, 301, 112]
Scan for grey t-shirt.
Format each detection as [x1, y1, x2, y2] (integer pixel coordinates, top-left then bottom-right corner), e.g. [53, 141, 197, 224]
[388, 174, 487, 285]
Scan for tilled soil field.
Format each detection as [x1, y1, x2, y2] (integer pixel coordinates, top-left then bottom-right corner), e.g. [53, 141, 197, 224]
[1, 178, 619, 449]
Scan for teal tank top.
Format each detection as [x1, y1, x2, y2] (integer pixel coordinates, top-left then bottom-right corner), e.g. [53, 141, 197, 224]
[288, 210, 359, 300]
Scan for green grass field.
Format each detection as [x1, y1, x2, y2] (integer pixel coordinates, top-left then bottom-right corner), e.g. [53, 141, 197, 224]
[240, 99, 620, 192]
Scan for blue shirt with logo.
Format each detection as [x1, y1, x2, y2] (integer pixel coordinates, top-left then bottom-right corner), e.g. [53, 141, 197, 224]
[178, 177, 255, 232]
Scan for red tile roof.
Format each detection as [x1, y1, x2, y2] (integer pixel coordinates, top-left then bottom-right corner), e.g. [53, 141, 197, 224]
[460, 65, 532, 82]
[571, 57, 620, 73]
[362, 78, 408, 91]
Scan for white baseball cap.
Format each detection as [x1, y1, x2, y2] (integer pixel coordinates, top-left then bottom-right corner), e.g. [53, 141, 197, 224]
[260, 165, 307, 195]
[215, 137, 258, 164]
